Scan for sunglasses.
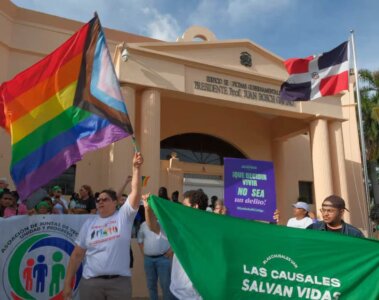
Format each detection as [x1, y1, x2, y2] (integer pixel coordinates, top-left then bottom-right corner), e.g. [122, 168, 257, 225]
[96, 197, 112, 204]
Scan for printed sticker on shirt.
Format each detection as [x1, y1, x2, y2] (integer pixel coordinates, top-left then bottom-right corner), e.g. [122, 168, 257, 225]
[89, 220, 120, 245]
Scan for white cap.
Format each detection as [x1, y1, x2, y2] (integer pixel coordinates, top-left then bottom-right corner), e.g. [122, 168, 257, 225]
[292, 201, 310, 212]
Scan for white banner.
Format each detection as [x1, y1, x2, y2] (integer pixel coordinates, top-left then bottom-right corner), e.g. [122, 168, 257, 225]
[0, 215, 94, 300]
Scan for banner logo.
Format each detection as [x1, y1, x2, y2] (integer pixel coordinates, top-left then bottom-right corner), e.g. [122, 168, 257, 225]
[3, 234, 82, 300]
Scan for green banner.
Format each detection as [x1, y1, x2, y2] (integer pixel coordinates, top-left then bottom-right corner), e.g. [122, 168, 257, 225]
[149, 195, 379, 300]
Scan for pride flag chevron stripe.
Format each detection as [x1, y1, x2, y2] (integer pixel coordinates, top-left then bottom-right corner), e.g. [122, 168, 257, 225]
[0, 15, 133, 199]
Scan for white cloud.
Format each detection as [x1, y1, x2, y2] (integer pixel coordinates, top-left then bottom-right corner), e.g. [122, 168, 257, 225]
[142, 7, 180, 41]
[188, 0, 293, 30]
[188, 0, 225, 29]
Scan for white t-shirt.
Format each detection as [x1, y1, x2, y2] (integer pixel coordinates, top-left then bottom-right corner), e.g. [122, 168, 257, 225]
[137, 222, 170, 256]
[52, 197, 68, 214]
[159, 229, 202, 299]
[170, 255, 202, 300]
[287, 217, 313, 229]
[75, 198, 137, 279]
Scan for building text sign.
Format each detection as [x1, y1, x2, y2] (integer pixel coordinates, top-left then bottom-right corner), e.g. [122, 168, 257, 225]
[193, 75, 294, 107]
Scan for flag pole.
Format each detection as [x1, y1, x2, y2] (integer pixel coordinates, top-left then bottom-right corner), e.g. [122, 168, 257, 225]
[350, 30, 373, 237]
[132, 135, 140, 153]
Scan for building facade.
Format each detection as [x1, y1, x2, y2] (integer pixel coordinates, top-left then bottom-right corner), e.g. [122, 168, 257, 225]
[0, 1, 371, 296]
[0, 1, 369, 230]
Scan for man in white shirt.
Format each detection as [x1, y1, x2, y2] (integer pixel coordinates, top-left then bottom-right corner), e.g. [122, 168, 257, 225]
[143, 190, 208, 300]
[138, 221, 173, 300]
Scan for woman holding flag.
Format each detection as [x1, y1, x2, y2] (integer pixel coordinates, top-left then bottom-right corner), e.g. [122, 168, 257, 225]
[63, 152, 143, 300]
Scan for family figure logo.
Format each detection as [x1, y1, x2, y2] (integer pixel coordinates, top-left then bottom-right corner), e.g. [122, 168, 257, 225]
[3, 234, 82, 300]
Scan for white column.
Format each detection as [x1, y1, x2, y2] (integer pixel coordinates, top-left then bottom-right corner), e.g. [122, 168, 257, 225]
[310, 119, 334, 210]
[0, 130, 13, 189]
[271, 139, 287, 225]
[328, 120, 350, 222]
[140, 89, 161, 194]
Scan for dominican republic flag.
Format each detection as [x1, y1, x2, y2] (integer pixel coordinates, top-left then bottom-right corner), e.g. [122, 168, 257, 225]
[280, 41, 349, 101]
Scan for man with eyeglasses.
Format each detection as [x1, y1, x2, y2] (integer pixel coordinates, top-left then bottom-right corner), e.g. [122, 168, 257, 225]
[306, 195, 364, 237]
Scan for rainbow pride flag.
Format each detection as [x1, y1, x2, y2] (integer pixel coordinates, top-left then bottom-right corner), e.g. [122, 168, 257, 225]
[0, 16, 133, 199]
[142, 176, 151, 187]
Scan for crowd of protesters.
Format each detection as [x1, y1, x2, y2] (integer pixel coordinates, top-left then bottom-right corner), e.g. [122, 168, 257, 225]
[0, 181, 95, 217]
[0, 179, 121, 218]
[0, 152, 366, 300]
[0, 168, 228, 300]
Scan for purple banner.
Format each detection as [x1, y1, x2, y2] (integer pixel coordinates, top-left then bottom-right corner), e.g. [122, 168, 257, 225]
[224, 158, 276, 222]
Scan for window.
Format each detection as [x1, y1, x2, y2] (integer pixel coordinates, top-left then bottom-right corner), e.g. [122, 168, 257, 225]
[160, 133, 246, 165]
[298, 181, 314, 204]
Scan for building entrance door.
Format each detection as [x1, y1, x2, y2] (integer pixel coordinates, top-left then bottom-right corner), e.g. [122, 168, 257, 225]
[183, 174, 224, 203]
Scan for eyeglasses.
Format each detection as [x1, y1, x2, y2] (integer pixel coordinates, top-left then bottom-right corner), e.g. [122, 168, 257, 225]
[320, 208, 339, 214]
[96, 197, 112, 204]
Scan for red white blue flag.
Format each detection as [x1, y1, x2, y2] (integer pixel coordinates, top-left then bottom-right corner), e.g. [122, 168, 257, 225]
[280, 41, 349, 101]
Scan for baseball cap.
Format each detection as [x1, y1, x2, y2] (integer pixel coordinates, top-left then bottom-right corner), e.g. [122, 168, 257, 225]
[322, 195, 349, 211]
[36, 201, 50, 210]
[52, 186, 62, 192]
[292, 201, 310, 212]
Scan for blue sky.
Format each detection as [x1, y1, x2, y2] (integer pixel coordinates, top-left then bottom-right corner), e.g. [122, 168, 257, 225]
[11, 0, 379, 70]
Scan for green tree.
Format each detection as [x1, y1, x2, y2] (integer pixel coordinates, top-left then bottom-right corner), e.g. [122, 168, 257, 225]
[359, 69, 379, 211]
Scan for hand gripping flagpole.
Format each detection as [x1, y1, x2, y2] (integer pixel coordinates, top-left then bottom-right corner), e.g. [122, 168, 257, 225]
[350, 30, 373, 237]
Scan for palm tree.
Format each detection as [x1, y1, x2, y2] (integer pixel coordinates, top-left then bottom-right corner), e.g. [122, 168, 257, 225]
[359, 69, 379, 225]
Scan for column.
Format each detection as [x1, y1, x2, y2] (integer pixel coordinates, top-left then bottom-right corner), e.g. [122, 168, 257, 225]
[271, 139, 287, 225]
[328, 120, 350, 222]
[0, 131, 13, 189]
[107, 86, 136, 192]
[310, 119, 334, 209]
[140, 89, 161, 194]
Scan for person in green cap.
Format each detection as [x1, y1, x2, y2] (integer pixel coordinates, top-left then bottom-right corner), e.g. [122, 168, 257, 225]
[36, 201, 51, 214]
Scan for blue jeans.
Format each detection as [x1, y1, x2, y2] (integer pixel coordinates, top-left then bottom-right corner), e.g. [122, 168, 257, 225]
[144, 255, 173, 300]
